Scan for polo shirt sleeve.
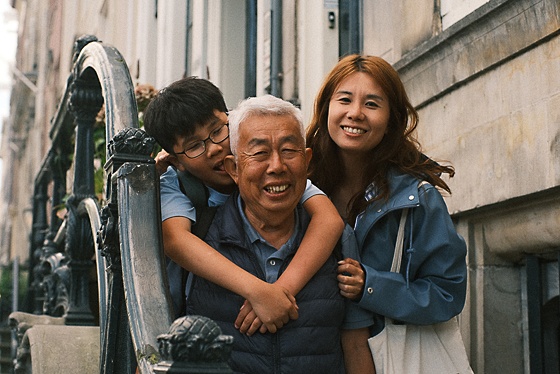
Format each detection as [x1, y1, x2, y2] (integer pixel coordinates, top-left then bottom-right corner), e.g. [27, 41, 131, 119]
[159, 166, 197, 223]
[343, 300, 376, 330]
[300, 179, 326, 203]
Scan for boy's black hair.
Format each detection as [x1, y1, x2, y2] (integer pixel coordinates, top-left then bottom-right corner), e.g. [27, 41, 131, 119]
[143, 77, 228, 153]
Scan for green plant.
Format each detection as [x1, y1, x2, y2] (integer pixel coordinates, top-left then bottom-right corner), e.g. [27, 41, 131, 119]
[93, 83, 159, 198]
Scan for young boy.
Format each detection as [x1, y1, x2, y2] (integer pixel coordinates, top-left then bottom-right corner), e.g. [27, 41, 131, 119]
[143, 77, 344, 335]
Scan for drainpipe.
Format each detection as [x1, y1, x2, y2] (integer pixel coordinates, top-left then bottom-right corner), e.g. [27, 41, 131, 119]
[201, 0, 209, 79]
[289, 0, 300, 107]
[185, 0, 193, 76]
[270, 0, 283, 97]
[348, 0, 362, 54]
[245, 0, 257, 98]
[12, 257, 18, 313]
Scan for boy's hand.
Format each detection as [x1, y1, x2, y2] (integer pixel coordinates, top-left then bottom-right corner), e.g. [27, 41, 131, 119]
[241, 283, 298, 334]
[154, 150, 177, 176]
[337, 258, 365, 300]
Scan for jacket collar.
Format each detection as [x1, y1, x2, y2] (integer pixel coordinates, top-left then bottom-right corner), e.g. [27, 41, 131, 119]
[354, 169, 422, 247]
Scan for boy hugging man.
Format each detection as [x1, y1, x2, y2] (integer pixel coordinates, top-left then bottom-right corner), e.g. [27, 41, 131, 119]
[143, 77, 345, 335]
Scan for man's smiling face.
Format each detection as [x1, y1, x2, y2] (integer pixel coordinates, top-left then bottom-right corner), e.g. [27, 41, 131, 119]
[224, 113, 311, 223]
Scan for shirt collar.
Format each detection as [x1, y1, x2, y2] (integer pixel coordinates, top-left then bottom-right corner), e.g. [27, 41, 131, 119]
[235, 194, 301, 249]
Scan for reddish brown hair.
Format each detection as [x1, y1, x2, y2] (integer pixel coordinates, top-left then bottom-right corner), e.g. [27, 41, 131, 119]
[306, 55, 454, 223]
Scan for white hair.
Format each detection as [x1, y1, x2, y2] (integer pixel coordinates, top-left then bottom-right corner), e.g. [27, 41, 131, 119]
[228, 95, 305, 157]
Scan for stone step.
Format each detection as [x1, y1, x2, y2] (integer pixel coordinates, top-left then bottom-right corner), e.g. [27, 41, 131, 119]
[25, 325, 100, 373]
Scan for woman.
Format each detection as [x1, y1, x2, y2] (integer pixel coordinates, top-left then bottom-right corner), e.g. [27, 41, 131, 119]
[306, 54, 468, 373]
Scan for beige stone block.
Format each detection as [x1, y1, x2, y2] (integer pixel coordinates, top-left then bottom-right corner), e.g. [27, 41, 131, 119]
[27, 325, 100, 374]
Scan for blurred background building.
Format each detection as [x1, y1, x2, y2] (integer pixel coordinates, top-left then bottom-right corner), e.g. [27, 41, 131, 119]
[0, 0, 558, 372]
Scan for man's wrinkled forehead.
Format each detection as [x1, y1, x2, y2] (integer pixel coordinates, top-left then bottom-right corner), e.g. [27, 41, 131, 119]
[245, 133, 303, 149]
[239, 114, 303, 142]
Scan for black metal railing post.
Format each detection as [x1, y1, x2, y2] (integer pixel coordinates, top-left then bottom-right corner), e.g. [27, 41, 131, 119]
[28, 182, 49, 314]
[98, 130, 151, 374]
[61, 70, 104, 327]
[16, 34, 234, 373]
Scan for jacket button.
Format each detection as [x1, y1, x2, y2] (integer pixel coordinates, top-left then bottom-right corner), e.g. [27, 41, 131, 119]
[269, 260, 276, 266]
[409, 195, 415, 200]
[367, 287, 373, 294]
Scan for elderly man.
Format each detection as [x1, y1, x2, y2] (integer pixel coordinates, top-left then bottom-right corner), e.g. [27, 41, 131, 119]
[185, 95, 347, 373]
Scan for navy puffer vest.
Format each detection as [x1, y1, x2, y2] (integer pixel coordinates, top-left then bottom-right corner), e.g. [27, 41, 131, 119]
[186, 193, 346, 374]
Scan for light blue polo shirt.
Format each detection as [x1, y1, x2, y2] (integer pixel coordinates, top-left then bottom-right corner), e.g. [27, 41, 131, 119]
[236, 194, 304, 282]
[159, 166, 323, 222]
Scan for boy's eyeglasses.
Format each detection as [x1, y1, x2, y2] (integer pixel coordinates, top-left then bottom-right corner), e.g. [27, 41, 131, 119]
[176, 123, 229, 159]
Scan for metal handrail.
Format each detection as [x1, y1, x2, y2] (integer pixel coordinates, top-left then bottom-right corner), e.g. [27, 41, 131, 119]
[21, 34, 169, 373]
[17, 35, 233, 374]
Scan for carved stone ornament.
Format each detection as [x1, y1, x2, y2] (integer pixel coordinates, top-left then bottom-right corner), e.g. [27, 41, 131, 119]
[157, 315, 234, 363]
[41, 253, 69, 316]
[97, 205, 120, 272]
[107, 127, 156, 159]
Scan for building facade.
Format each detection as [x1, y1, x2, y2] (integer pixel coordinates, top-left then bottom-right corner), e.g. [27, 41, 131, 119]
[1, 0, 559, 372]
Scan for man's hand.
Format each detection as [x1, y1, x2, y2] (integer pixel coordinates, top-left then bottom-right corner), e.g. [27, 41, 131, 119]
[337, 258, 365, 300]
[236, 283, 298, 335]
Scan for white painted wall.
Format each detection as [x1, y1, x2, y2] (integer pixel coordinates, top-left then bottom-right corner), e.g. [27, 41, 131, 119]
[155, 0, 187, 88]
[136, 0, 158, 86]
[297, 0, 339, 126]
[190, 0, 208, 80]
[218, 0, 246, 109]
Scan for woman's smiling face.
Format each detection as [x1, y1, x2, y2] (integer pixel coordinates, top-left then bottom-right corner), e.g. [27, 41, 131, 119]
[327, 71, 390, 158]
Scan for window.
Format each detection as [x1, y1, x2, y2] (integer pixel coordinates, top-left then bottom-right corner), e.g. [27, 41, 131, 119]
[441, 0, 490, 29]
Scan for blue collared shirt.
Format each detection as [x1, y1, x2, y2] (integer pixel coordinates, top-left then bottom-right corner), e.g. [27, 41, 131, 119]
[159, 166, 323, 222]
[236, 194, 302, 283]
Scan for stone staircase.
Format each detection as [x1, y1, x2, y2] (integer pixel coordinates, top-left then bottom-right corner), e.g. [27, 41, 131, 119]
[0, 325, 12, 374]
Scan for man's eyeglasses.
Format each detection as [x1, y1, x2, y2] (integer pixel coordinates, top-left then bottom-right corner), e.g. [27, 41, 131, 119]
[175, 123, 229, 159]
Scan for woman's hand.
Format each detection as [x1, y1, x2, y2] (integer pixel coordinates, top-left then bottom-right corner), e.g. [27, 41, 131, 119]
[337, 258, 365, 300]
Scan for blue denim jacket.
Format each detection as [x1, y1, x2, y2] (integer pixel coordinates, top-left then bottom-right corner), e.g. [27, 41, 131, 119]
[352, 169, 467, 335]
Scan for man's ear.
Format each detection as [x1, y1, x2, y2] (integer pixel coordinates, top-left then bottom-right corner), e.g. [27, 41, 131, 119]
[223, 155, 239, 184]
[305, 148, 313, 169]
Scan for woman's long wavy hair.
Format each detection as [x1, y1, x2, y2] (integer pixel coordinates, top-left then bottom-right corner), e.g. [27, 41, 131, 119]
[306, 54, 455, 223]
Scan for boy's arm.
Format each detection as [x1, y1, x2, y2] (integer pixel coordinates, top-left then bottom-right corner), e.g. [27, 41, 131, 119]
[235, 194, 344, 335]
[162, 216, 298, 332]
[153, 150, 176, 176]
[342, 328, 376, 374]
[276, 194, 345, 294]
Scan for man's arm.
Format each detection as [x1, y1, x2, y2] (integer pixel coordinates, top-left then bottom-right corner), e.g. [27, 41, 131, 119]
[342, 328, 376, 374]
[163, 216, 298, 333]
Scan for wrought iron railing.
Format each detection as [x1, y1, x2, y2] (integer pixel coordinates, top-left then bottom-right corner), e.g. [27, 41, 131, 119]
[10, 35, 232, 373]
